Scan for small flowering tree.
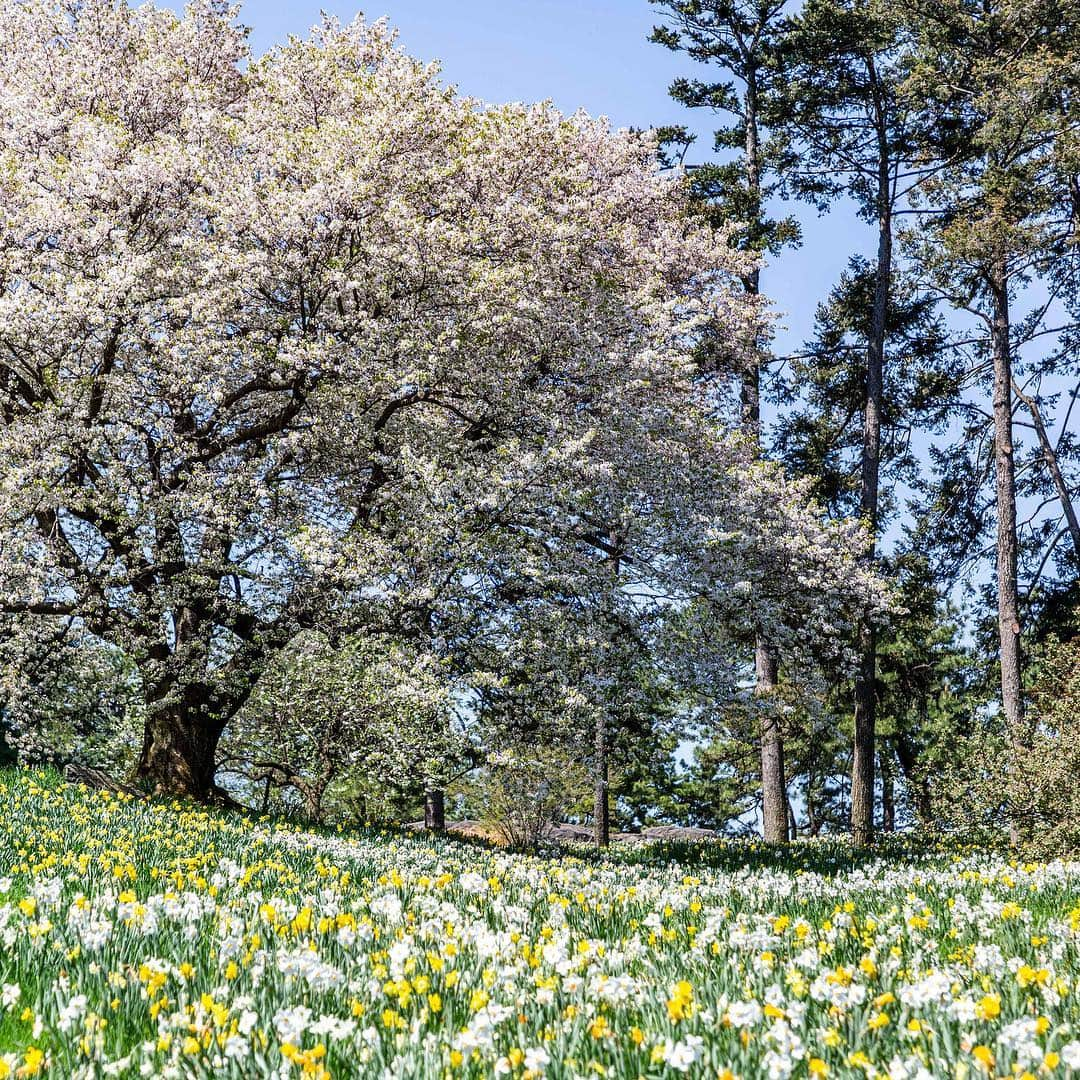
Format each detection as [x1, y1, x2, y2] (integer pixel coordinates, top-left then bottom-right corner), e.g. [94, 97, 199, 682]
[219, 632, 467, 821]
[0, 0, 887, 800]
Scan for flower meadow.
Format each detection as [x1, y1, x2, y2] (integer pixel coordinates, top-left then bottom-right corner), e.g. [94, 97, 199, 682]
[2, 774, 1080, 1079]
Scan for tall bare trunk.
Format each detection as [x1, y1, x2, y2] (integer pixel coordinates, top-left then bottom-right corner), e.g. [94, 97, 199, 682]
[989, 256, 1025, 842]
[807, 788, 823, 837]
[851, 143, 891, 848]
[739, 67, 789, 843]
[757, 643, 788, 842]
[893, 731, 933, 827]
[746, 358, 787, 842]
[593, 533, 623, 850]
[851, 631, 877, 845]
[879, 745, 895, 832]
[742, 61, 763, 298]
[593, 708, 610, 848]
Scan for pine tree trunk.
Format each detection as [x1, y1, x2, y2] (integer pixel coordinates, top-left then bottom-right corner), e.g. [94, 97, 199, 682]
[742, 310, 787, 843]
[989, 255, 1025, 842]
[740, 66, 789, 844]
[424, 789, 446, 833]
[757, 642, 788, 842]
[807, 794, 823, 837]
[880, 746, 895, 832]
[850, 635, 877, 845]
[851, 150, 891, 848]
[593, 708, 610, 848]
[134, 702, 223, 800]
[593, 535, 622, 850]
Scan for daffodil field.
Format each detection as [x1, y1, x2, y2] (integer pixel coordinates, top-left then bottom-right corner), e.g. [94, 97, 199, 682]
[2, 771, 1080, 1080]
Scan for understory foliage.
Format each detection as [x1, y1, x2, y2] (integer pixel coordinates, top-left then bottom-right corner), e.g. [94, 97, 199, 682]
[1020, 638, 1080, 854]
[0, 623, 142, 774]
[219, 634, 465, 822]
[462, 746, 593, 849]
[932, 636, 1080, 855]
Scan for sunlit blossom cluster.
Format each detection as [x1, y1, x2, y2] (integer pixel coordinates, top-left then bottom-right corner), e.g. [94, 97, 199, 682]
[0, 0, 886, 798]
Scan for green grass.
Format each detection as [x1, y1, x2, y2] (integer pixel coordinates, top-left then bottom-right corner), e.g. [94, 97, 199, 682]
[0, 767, 1076, 1079]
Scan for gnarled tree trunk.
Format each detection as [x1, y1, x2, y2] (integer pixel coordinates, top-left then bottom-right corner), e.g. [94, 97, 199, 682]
[424, 788, 446, 833]
[132, 609, 279, 803]
[134, 702, 224, 800]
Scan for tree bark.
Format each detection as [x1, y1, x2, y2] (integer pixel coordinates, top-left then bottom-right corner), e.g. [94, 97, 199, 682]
[989, 255, 1025, 841]
[879, 745, 895, 832]
[593, 708, 610, 848]
[851, 127, 892, 848]
[850, 632, 877, 846]
[740, 65, 789, 845]
[593, 534, 623, 850]
[743, 66, 763, 299]
[747, 356, 787, 842]
[424, 788, 446, 833]
[130, 586, 299, 804]
[757, 643, 788, 842]
[807, 795, 823, 837]
[134, 701, 224, 800]
[303, 786, 324, 823]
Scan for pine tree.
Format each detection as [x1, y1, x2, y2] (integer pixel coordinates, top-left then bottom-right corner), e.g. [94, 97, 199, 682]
[770, 0, 941, 844]
[650, 0, 798, 842]
[902, 0, 1080, 839]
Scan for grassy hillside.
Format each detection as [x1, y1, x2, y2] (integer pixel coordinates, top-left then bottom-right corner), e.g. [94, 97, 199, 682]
[0, 770, 1078, 1078]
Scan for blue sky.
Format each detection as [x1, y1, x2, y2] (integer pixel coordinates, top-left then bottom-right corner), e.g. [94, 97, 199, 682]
[238, 0, 866, 358]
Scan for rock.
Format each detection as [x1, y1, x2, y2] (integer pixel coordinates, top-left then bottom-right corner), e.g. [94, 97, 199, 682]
[445, 820, 495, 839]
[401, 819, 716, 847]
[540, 822, 594, 842]
[403, 819, 499, 841]
[639, 824, 717, 841]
